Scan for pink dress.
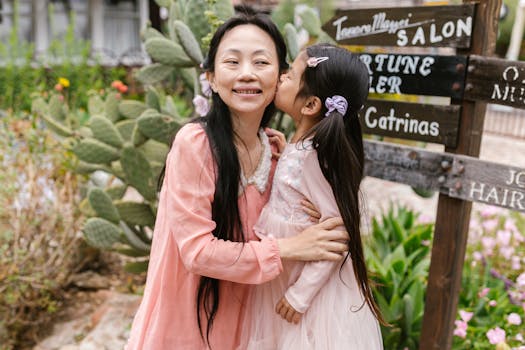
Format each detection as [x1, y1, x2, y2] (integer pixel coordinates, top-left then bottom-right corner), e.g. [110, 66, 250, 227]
[240, 141, 383, 349]
[126, 123, 282, 350]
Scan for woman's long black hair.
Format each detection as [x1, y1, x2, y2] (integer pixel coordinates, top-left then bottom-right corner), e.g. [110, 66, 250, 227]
[187, 13, 288, 346]
[299, 44, 386, 325]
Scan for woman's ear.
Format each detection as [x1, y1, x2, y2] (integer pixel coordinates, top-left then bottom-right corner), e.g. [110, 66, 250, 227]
[301, 96, 322, 117]
[206, 72, 218, 93]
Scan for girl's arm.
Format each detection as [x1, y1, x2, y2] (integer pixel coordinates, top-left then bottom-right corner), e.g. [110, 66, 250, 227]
[281, 150, 346, 315]
[164, 124, 346, 284]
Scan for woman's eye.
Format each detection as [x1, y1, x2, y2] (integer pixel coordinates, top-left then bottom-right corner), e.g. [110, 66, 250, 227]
[255, 60, 269, 65]
[225, 60, 238, 65]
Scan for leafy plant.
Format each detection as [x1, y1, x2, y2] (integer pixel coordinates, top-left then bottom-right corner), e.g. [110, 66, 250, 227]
[0, 0, 127, 113]
[365, 206, 433, 350]
[452, 207, 525, 349]
[0, 112, 86, 349]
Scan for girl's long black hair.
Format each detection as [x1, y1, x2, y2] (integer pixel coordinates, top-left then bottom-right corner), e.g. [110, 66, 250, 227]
[180, 13, 288, 346]
[299, 44, 386, 325]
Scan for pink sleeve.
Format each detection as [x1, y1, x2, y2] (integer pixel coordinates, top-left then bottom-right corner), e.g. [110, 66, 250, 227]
[164, 124, 282, 284]
[284, 150, 341, 313]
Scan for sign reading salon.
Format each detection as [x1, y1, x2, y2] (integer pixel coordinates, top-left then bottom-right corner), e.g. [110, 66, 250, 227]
[323, 4, 475, 48]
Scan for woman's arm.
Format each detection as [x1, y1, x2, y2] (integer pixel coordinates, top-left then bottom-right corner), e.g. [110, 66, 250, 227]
[164, 124, 346, 284]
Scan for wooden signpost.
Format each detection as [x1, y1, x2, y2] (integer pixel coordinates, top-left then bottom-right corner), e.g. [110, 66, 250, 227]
[324, 1, 510, 349]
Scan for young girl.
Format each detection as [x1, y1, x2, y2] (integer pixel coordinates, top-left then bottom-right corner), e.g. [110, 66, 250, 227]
[241, 44, 385, 349]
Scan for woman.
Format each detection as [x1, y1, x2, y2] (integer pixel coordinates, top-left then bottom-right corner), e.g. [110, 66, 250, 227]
[126, 13, 348, 350]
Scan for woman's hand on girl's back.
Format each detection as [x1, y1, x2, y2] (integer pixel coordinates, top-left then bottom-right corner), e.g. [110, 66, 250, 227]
[301, 199, 321, 223]
[277, 217, 348, 262]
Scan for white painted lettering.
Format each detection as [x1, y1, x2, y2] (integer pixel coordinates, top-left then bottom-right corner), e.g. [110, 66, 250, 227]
[503, 66, 519, 82]
[429, 23, 444, 43]
[485, 187, 500, 205]
[442, 21, 455, 38]
[387, 76, 402, 93]
[397, 29, 408, 46]
[456, 16, 472, 37]
[412, 26, 426, 45]
[364, 107, 378, 128]
[430, 122, 439, 136]
[359, 55, 373, 74]
[510, 191, 525, 210]
[419, 57, 435, 77]
[469, 181, 485, 200]
[376, 76, 388, 93]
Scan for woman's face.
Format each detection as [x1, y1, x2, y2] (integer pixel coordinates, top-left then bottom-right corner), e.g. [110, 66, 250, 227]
[275, 52, 307, 121]
[207, 24, 280, 119]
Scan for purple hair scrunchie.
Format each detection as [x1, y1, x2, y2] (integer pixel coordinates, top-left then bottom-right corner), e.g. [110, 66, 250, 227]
[325, 95, 348, 117]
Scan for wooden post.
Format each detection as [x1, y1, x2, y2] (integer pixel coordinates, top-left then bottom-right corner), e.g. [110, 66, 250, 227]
[149, 0, 161, 32]
[32, 0, 49, 58]
[89, 0, 104, 55]
[418, 1, 501, 349]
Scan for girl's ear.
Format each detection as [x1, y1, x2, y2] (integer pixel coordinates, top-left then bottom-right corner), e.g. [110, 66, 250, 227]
[301, 96, 322, 117]
[206, 72, 218, 92]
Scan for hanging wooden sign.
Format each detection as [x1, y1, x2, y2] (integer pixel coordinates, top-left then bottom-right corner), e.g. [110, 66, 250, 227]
[361, 100, 461, 147]
[360, 53, 467, 98]
[444, 155, 525, 211]
[464, 55, 525, 109]
[364, 140, 525, 213]
[323, 4, 475, 48]
[364, 140, 452, 190]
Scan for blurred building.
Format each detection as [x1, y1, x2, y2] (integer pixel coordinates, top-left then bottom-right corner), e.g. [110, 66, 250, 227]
[0, 0, 161, 65]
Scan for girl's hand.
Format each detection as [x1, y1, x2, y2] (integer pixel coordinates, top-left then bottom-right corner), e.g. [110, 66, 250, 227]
[301, 199, 321, 223]
[277, 217, 348, 261]
[265, 128, 286, 158]
[275, 297, 302, 324]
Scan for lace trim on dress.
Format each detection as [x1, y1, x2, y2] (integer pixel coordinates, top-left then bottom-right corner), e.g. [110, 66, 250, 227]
[239, 129, 272, 195]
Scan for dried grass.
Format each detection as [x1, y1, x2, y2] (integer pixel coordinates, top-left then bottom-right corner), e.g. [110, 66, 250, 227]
[0, 116, 87, 349]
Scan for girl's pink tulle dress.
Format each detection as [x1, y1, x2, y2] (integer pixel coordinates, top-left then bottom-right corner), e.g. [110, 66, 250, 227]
[240, 141, 383, 350]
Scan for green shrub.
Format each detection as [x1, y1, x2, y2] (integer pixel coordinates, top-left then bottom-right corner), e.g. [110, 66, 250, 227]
[365, 206, 433, 350]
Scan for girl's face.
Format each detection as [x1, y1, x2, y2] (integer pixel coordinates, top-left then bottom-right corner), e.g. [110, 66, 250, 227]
[207, 24, 280, 119]
[275, 52, 308, 121]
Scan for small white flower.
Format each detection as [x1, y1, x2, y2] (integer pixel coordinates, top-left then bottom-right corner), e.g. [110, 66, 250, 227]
[507, 313, 522, 325]
[192, 95, 210, 117]
[199, 73, 212, 97]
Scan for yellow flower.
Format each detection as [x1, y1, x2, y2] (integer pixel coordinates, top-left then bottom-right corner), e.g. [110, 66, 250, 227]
[58, 77, 70, 88]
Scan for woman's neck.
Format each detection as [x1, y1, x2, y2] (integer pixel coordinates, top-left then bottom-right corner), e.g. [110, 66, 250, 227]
[231, 112, 262, 149]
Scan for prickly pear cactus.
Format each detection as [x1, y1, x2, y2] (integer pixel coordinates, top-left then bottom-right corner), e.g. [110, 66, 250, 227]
[32, 0, 331, 274]
[32, 86, 187, 273]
